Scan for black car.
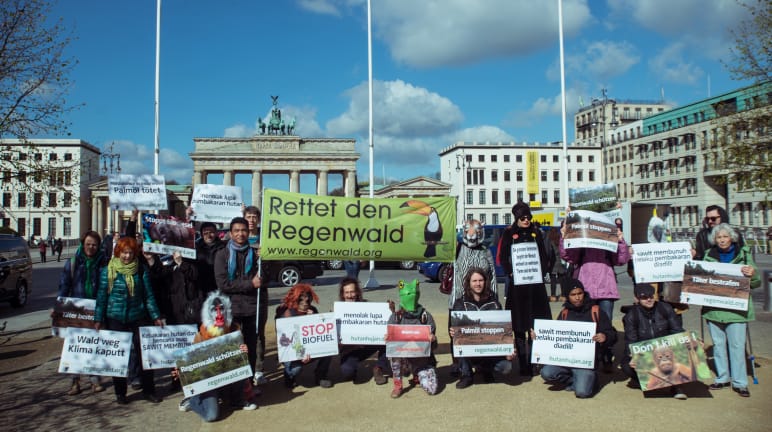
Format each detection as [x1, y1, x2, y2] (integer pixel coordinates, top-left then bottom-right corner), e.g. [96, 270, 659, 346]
[263, 260, 324, 287]
[0, 234, 33, 307]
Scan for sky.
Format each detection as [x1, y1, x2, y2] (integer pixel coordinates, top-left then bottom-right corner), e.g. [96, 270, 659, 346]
[44, 0, 755, 199]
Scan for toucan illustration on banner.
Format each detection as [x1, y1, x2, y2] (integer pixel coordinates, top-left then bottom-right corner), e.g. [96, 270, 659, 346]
[400, 200, 443, 258]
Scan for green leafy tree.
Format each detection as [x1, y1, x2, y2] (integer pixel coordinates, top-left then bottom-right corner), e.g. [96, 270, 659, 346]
[725, 0, 771, 82]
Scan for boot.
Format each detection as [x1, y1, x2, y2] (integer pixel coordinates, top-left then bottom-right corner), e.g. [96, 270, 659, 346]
[373, 366, 387, 385]
[391, 379, 403, 398]
[67, 380, 81, 396]
[92, 383, 105, 393]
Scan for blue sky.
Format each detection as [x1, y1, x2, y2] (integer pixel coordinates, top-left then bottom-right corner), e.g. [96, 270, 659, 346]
[47, 0, 754, 199]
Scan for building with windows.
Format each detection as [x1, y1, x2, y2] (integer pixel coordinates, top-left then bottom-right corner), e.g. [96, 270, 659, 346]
[439, 141, 602, 225]
[0, 139, 101, 242]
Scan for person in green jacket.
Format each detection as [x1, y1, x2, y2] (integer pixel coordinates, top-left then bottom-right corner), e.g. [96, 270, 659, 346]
[701, 223, 760, 398]
[95, 236, 163, 405]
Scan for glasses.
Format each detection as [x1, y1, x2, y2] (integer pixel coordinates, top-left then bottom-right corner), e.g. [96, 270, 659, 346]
[637, 295, 654, 300]
[518, 216, 532, 221]
[707, 216, 720, 222]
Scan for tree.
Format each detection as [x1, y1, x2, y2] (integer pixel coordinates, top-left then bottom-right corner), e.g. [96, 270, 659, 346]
[0, 0, 78, 140]
[725, 1, 771, 82]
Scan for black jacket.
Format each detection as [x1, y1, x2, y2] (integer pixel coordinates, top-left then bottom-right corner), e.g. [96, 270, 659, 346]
[451, 294, 502, 312]
[557, 297, 617, 358]
[622, 302, 683, 358]
[195, 238, 225, 294]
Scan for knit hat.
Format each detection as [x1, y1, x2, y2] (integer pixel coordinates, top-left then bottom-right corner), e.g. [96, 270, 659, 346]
[633, 284, 656, 298]
[200, 221, 217, 234]
[511, 201, 532, 220]
[562, 278, 586, 298]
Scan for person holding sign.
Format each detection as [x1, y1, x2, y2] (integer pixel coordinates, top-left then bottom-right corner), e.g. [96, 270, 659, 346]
[450, 267, 514, 389]
[496, 201, 551, 377]
[242, 206, 270, 385]
[386, 280, 438, 398]
[538, 279, 616, 398]
[621, 284, 687, 399]
[57, 230, 107, 395]
[337, 277, 390, 385]
[94, 236, 164, 405]
[702, 223, 760, 398]
[275, 283, 333, 389]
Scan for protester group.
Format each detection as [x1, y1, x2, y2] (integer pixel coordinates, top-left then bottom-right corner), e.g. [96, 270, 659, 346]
[55, 196, 761, 422]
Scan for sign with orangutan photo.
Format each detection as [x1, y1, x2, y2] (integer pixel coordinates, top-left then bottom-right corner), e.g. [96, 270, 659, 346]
[141, 214, 196, 259]
[629, 331, 712, 391]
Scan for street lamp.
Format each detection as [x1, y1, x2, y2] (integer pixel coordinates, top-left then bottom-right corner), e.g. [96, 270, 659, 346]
[101, 142, 121, 176]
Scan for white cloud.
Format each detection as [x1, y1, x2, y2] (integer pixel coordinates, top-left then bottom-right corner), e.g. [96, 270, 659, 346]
[107, 140, 192, 183]
[297, 0, 343, 16]
[649, 42, 704, 85]
[223, 105, 324, 138]
[505, 87, 583, 130]
[326, 79, 463, 137]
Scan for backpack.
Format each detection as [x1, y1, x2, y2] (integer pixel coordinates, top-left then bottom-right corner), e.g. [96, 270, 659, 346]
[559, 304, 600, 322]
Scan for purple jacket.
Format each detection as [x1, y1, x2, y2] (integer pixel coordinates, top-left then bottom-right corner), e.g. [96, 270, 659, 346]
[559, 239, 629, 301]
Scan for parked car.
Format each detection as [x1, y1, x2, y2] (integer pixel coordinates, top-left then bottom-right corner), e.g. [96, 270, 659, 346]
[0, 234, 33, 307]
[418, 224, 510, 282]
[263, 260, 324, 287]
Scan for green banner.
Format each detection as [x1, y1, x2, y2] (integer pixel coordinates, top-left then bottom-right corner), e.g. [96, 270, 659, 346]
[260, 190, 456, 262]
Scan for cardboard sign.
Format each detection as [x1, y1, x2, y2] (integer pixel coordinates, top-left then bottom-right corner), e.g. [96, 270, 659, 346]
[632, 242, 692, 283]
[108, 174, 167, 211]
[629, 331, 712, 391]
[569, 183, 618, 213]
[385, 324, 432, 358]
[176, 331, 252, 397]
[562, 210, 619, 252]
[141, 214, 196, 259]
[510, 242, 542, 285]
[531, 319, 597, 369]
[190, 184, 244, 223]
[450, 310, 513, 357]
[680, 260, 750, 311]
[139, 325, 197, 369]
[334, 302, 391, 345]
[276, 312, 339, 362]
[59, 328, 133, 377]
[52, 297, 96, 337]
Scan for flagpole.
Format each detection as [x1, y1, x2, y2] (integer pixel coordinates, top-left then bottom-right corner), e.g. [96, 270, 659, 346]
[364, 0, 379, 289]
[558, 0, 569, 209]
[154, 0, 161, 175]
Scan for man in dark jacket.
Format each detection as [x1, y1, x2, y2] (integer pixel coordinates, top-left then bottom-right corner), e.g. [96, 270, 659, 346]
[692, 205, 743, 260]
[621, 284, 686, 398]
[538, 279, 617, 398]
[195, 222, 224, 293]
[214, 217, 263, 375]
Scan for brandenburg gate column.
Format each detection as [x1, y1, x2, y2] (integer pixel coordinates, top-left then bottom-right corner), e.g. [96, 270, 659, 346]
[289, 170, 300, 193]
[95, 197, 104, 236]
[91, 196, 98, 232]
[192, 170, 203, 186]
[223, 170, 234, 186]
[345, 170, 356, 197]
[251, 169, 262, 207]
[317, 170, 328, 196]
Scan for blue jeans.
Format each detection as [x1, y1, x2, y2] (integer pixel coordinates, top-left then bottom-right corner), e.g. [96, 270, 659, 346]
[540, 364, 596, 398]
[189, 390, 219, 422]
[344, 260, 360, 279]
[596, 299, 615, 322]
[707, 320, 748, 388]
[458, 357, 512, 377]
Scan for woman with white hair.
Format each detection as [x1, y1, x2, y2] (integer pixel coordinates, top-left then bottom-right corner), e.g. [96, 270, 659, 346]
[701, 223, 760, 398]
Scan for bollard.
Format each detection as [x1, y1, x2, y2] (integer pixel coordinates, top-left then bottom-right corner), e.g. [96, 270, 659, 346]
[765, 270, 772, 312]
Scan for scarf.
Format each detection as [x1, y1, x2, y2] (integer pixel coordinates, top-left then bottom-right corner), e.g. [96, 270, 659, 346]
[227, 239, 253, 281]
[78, 246, 101, 298]
[718, 243, 737, 263]
[107, 257, 138, 296]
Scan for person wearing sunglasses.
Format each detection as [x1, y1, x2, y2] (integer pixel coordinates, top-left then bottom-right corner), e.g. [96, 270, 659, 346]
[692, 205, 743, 261]
[496, 201, 551, 377]
[621, 284, 687, 399]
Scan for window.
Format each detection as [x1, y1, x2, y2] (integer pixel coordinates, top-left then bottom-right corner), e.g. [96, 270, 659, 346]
[18, 193, 26, 207]
[33, 192, 41, 207]
[504, 190, 511, 204]
[2, 193, 10, 207]
[466, 213, 473, 222]
[589, 155, 594, 163]
[19, 152, 27, 161]
[491, 155, 497, 162]
[478, 155, 485, 163]
[34, 153, 42, 161]
[18, 170, 26, 183]
[517, 190, 523, 201]
[504, 155, 510, 162]
[541, 190, 548, 204]
[553, 155, 559, 163]
[504, 170, 511, 182]
[1, 153, 10, 161]
[479, 190, 486, 205]
[49, 153, 58, 161]
[516, 171, 523, 181]
[491, 170, 498, 182]
[33, 217, 41, 236]
[479, 214, 486, 224]
[49, 192, 57, 207]
[63, 217, 72, 236]
[17, 218, 25, 236]
[65, 171, 72, 186]
[540, 171, 547, 181]
[491, 190, 499, 205]
[2, 171, 9, 182]
[63, 192, 72, 207]
[540, 155, 547, 163]
[577, 170, 584, 181]
[64, 153, 73, 161]
[466, 190, 473, 205]
[504, 214, 512, 225]
[577, 155, 583, 162]
[589, 170, 595, 182]
[492, 214, 499, 225]
[554, 190, 561, 204]
[48, 217, 56, 237]
[553, 171, 559, 181]
[516, 155, 522, 162]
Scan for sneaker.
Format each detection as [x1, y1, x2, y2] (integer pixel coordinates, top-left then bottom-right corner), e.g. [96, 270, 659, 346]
[130, 378, 142, 391]
[732, 386, 750, 398]
[253, 371, 268, 386]
[116, 395, 129, 405]
[455, 376, 473, 389]
[373, 367, 387, 385]
[142, 392, 162, 404]
[284, 375, 296, 389]
[178, 398, 191, 412]
[318, 379, 333, 388]
[671, 387, 687, 400]
[709, 382, 730, 390]
[241, 401, 258, 411]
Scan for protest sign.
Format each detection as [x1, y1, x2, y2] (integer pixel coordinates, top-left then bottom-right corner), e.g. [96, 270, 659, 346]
[531, 319, 596, 369]
[632, 242, 692, 283]
[52, 297, 96, 337]
[190, 184, 243, 223]
[334, 302, 391, 345]
[385, 324, 432, 358]
[450, 310, 513, 357]
[176, 331, 252, 397]
[108, 174, 167, 211]
[139, 325, 197, 369]
[59, 328, 132, 377]
[276, 312, 338, 362]
[510, 242, 543, 285]
[260, 189, 456, 262]
[680, 260, 750, 311]
[629, 331, 712, 391]
[141, 214, 196, 259]
[569, 183, 618, 213]
[562, 210, 619, 252]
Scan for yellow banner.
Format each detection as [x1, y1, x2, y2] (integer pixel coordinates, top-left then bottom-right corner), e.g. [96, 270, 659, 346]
[526, 151, 539, 194]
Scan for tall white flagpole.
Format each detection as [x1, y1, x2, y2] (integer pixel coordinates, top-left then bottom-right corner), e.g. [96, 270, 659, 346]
[154, 0, 161, 175]
[558, 0, 569, 209]
[364, 0, 379, 289]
